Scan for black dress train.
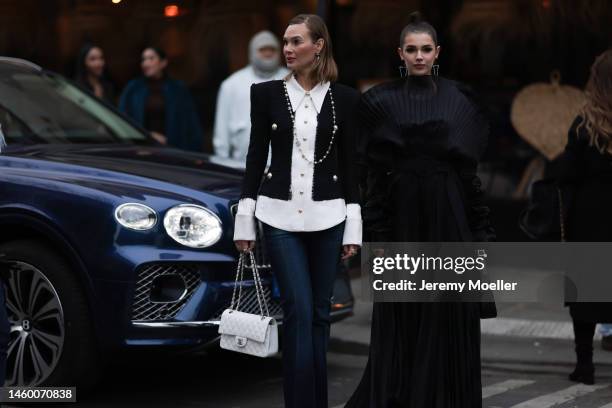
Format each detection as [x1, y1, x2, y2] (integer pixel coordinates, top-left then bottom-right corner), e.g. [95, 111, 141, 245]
[346, 76, 495, 408]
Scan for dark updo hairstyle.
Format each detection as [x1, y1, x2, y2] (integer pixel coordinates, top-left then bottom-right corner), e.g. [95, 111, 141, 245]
[399, 11, 438, 48]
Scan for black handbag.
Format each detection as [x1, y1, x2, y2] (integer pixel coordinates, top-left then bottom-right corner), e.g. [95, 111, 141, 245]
[519, 178, 573, 242]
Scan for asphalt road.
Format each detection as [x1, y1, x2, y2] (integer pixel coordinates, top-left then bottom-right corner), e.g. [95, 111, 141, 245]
[68, 332, 612, 408]
[11, 277, 612, 408]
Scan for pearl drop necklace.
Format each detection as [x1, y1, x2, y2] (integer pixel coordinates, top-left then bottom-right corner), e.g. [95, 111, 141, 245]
[282, 80, 337, 166]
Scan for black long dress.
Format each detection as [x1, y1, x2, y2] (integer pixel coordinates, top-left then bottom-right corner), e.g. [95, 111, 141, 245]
[553, 116, 612, 323]
[346, 76, 495, 408]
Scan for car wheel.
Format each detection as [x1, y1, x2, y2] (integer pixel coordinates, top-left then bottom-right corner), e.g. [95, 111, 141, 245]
[0, 240, 99, 390]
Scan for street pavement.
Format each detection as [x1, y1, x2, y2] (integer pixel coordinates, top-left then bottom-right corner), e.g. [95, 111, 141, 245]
[24, 277, 612, 408]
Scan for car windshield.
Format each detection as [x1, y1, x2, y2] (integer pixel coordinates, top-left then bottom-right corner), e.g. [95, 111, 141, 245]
[0, 63, 152, 146]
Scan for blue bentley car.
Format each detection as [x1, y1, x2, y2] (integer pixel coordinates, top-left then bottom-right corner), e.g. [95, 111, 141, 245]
[0, 57, 353, 389]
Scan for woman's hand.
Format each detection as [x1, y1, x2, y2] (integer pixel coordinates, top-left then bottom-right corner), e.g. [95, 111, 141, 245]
[235, 240, 255, 253]
[341, 244, 359, 261]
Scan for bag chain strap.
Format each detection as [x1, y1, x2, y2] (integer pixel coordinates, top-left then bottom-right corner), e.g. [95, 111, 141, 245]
[249, 251, 270, 318]
[229, 251, 270, 318]
[557, 188, 566, 242]
[229, 252, 245, 311]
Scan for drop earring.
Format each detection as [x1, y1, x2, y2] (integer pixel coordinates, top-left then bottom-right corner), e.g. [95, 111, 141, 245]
[398, 65, 407, 77]
[432, 64, 439, 76]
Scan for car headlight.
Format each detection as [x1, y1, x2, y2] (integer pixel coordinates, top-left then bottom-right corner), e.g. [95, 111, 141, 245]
[163, 204, 223, 248]
[114, 203, 157, 230]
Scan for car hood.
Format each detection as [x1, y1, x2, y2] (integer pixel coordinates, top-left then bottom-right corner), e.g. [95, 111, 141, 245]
[5, 144, 245, 199]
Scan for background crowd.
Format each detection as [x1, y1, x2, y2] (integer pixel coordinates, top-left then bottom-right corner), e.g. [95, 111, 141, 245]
[72, 30, 291, 158]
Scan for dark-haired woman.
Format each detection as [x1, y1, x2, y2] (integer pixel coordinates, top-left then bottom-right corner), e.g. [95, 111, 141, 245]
[346, 12, 495, 408]
[119, 47, 203, 151]
[553, 49, 612, 385]
[233, 14, 361, 408]
[74, 44, 117, 104]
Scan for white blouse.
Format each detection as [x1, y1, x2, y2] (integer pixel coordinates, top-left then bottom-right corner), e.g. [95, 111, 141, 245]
[233, 76, 362, 246]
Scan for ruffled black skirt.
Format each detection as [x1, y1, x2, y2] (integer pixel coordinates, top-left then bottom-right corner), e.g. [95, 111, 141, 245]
[345, 302, 482, 408]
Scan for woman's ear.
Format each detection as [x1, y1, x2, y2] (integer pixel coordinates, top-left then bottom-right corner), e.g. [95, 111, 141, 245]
[397, 47, 404, 62]
[315, 38, 324, 54]
[435, 45, 441, 60]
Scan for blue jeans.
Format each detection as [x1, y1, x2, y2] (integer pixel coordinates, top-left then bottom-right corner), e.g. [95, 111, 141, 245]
[263, 222, 345, 408]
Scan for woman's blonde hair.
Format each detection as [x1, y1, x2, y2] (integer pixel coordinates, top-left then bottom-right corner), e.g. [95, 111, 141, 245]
[578, 49, 612, 154]
[287, 14, 338, 83]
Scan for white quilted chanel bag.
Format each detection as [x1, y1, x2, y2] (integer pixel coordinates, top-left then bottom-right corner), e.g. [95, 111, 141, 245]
[218, 251, 278, 357]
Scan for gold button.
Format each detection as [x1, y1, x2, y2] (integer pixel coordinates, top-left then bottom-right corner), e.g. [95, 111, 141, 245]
[266, 172, 272, 179]
[272, 123, 278, 130]
[333, 175, 338, 181]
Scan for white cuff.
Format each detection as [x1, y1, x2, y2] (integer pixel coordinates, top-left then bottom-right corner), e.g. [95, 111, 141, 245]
[236, 198, 256, 216]
[342, 203, 362, 246]
[233, 198, 257, 241]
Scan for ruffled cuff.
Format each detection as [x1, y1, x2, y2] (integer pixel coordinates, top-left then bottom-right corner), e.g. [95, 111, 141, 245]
[342, 203, 363, 246]
[233, 198, 257, 241]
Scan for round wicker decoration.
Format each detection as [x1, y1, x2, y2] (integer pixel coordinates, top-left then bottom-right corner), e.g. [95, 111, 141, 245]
[511, 71, 586, 160]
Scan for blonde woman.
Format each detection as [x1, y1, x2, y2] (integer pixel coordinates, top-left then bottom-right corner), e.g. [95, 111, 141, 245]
[555, 49, 612, 385]
[233, 14, 361, 408]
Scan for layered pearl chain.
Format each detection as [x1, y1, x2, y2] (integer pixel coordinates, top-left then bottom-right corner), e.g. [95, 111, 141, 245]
[283, 80, 338, 166]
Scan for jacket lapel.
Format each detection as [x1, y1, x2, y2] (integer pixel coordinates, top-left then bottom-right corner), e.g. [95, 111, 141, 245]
[314, 87, 333, 160]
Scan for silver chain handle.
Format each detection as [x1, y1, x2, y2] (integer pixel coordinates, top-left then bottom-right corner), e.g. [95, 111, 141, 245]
[229, 251, 270, 318]
[249, 251, 270, 318]
[229, 252, 245, 311]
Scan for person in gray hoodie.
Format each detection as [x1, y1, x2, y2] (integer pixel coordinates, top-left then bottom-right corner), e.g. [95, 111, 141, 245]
[213, 31, 289, 163]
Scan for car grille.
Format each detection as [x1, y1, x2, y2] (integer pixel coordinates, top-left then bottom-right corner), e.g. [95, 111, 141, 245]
[230, 203, 271, 270]
[211, 285, 283, 320]
[131, 263, 201, 321]
[131, 264, 282, 323]
[131, 206, 277, 323]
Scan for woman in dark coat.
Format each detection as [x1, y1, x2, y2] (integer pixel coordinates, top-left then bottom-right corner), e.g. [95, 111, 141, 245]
[74, 43, 117, 104]
[554, 49, 612, 385]
[119, 47, 203, 151]
[346, 13, 495, 408]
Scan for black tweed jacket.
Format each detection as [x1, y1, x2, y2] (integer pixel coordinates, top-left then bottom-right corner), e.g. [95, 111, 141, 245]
[240, 80, 361, 204]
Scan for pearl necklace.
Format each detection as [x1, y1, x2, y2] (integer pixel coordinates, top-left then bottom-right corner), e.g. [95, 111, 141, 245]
[282, 80, 337, 166]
